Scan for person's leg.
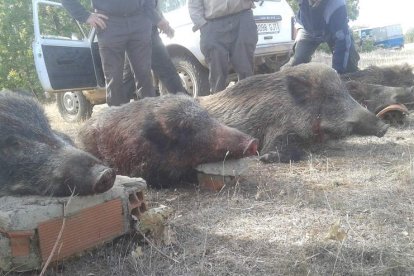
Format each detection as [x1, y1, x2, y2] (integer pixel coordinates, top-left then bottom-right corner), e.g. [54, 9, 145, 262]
[286, 28, 321, 67]
[151, 29, 187, 94]
[230, 9, 258, 81]
[327, 32, 360, 74]
[122, 55, 138, 100]
[200, 20, 231, 93]
[97, 18, 129, 106]
[126, 14, 155, 98]
[345, 36, 360, 73]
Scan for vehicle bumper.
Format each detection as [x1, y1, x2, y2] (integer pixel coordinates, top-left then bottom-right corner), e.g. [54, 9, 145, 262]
[255, 41, 294, 56]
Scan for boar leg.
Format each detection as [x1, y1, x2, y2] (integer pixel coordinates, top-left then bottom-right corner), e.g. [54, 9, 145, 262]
[260, 133, 305, 163]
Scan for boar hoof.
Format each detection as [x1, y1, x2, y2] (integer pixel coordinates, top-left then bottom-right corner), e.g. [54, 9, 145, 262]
[260, 148, 304, 163]
[260, 152, 280, 163]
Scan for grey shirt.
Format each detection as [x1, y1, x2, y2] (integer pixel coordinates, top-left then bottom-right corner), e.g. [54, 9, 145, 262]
[188, 0, 254, 31]
[62, 0, 161, 25]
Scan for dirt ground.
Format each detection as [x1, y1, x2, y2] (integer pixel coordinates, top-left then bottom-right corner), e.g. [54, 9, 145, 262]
[11, 45, 414, 275]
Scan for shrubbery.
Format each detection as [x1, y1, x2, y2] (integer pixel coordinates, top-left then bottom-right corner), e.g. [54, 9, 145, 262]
[405, 28, 414, 43]
[0, 1, 43, 98]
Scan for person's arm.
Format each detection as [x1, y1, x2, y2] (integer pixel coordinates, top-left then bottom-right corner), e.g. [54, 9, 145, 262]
[61, 0, 90, 22]
[327, 6, 353, 74]
[144, 0, 162, 26]
[154, 3, 175, 38]
[145, 0, 176, 37]
[61, 0, 108, 29]
[188, 0, 206, 32]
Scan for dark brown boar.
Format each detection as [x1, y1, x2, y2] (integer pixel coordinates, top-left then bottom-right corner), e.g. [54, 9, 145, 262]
[341, 63, 414, 87]
[340, 63, 414, 126]
[0, 91, 115, 197]
[345, 80, 414, 112]
[77, 94, 258, 188]
[198, 63, 389, 163]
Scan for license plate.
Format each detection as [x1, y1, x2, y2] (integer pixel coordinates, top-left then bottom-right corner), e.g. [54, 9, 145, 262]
[256, 22, 280, 34]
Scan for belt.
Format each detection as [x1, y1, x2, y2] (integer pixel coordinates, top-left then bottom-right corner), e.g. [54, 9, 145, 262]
[95, 9, 141, 17]
[207, 9, 251, 22]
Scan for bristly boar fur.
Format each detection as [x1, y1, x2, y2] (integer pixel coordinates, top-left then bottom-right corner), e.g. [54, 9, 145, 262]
[342, 63, 414, 87]
[0, 91, 115, 196]
[78, 94, 258, 188]
[199, 63, 389, 163]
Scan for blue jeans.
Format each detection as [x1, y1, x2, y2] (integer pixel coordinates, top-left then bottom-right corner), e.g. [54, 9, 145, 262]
[286, 28, 359, 73]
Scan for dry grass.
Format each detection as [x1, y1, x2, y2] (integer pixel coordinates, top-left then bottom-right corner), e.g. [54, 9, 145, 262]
[23, 44, 414, 275]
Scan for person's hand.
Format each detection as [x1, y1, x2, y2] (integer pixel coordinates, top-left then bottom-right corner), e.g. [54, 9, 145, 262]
[193, 23, 207, 32]
[86, 13, 108, 30]
[157, 19, 174, 38]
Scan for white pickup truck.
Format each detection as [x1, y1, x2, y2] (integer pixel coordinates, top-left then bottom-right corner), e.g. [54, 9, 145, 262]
[33, 0, 295, 122]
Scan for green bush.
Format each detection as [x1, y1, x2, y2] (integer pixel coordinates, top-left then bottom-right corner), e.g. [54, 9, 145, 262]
[0, 1, 44, 99]
[316, 43, 331, 54]
[405, 28, 414, 43]
[357, 38, 377, 52]
[0, 0, 91, 101]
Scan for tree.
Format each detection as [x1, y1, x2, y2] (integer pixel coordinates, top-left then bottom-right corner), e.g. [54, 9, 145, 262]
[405, 28, 414, 43]
[0, 0, 91, 100]
[0, 1, 42, 97]
[286, 0, 359, 21]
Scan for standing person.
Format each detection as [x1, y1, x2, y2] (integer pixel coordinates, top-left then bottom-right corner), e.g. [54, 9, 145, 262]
[123, 0, 188, 98]
[188, 0, 258, 93]
[284, 0, 359, 74]
[61, 0, 170, 106]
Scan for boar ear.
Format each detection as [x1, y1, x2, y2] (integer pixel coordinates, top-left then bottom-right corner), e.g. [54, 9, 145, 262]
[142, 120, 171, 152]
[344, 81, 361, 94]
[285, 75, 312, 105]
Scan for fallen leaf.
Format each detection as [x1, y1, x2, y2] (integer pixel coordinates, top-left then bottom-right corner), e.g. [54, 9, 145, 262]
[131, 246, 143, 259]
[325, 219, 347, 242]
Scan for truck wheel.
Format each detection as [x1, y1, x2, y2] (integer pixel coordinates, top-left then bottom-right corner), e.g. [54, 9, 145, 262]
[56, 91, 93, 123]
[168, 54, 210, 97]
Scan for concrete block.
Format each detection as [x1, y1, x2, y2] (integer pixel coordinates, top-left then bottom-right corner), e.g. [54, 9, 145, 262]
[0, 175, 147, 272]
[195, 157, 253, 191]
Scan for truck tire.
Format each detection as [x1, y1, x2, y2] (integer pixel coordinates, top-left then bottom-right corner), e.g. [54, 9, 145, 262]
[168, 54, 210, 97]
[56, 91, 93, 123]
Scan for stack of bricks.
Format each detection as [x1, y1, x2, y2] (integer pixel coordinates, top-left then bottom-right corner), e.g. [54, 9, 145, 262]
[0, 175, 147, 272]
[195, 158, 252, 191]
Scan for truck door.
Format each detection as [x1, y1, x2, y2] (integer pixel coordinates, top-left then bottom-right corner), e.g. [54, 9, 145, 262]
[32, 0, 103, 92]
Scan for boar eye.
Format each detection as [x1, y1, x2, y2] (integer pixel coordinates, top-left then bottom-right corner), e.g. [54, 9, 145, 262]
[3, 136, 21, 148]
[0, 136, 24, 156]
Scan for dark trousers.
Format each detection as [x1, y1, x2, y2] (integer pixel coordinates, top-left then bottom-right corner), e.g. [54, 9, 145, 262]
[97, 12, 155, 106]
[123, 28, 187, 98]
[200, 9, 258, 93]
[286, 28, 360, 73]
[151, 29, 187, 94]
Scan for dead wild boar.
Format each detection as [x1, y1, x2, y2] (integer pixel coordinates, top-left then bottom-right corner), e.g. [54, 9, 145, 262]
[198, 63, 389, 163]
[77, 94, 258, 188]
[0, 92, 115, 197]
[345, 80, 414, 112]
[341, 63, 414, 87]
[341, 64, 414, 126]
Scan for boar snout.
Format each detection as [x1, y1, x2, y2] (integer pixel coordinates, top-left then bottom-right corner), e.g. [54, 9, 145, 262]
[215, 125, 259, 158]
[243, 138, 259, 156]
[376, 123, 389, 138]
[91, 165, 116, 194]
[348, 107, 389, 137]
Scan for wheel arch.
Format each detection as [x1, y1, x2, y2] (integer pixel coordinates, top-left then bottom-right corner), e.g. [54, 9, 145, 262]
[165, 44, 207, 69]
